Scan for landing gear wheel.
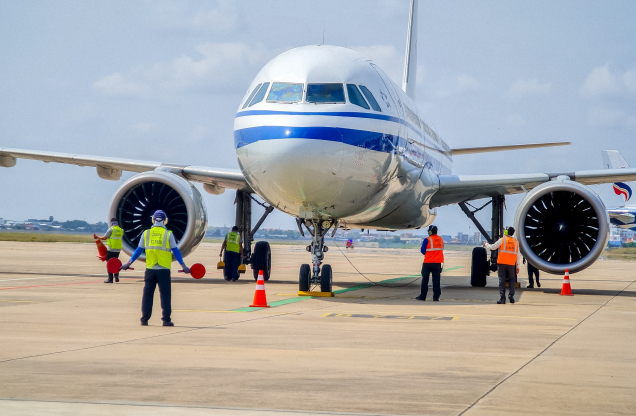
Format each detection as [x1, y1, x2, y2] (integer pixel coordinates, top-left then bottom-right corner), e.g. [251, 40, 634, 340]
[320, 264, 332, 293]
[471, 247, 488, 287]
[299, 264, 311, 291]
[252, 241, 271, 281]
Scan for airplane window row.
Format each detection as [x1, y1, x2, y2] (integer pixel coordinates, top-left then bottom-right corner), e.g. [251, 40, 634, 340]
[242, 82, 382, 112]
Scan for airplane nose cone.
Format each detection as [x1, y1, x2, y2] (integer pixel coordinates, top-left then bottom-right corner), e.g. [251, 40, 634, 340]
[236, 123, 347, 215]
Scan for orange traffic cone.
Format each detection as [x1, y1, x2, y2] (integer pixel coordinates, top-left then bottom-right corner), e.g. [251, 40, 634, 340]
[560, 269, 573, 296]
[249, 270, 270, 308]
[94, 237, 107, 261]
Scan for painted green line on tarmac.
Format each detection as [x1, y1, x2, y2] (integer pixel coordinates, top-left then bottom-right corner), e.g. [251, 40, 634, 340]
[232, 266, 463, 312]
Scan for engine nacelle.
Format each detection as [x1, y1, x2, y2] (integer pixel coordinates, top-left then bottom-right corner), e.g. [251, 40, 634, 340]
[108, 170, 208, 258]
[514, 178, 609, 274]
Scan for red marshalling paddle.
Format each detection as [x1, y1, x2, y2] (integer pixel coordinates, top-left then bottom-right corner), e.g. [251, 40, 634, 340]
[106, 258, 133, 274]
[179, 263, 206, 279]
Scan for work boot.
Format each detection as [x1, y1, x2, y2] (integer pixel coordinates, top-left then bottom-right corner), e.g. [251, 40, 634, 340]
[162, 321, 174, 327]
[433, 298, 440, 302]
[415, 295, 426, 301]
[497, 299, 506, 304]
[509, 297, 515, 304]
[103, 278, 113, 283]
[537, 280, 541, 288]
[140, 319, 148, 326]
[115, 276, 119, 283]
[526, 284, 534, 288]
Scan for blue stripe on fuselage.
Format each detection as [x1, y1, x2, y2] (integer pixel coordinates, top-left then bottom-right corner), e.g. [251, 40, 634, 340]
[236, 109, 423, 140]
[234, 126, 399, 153]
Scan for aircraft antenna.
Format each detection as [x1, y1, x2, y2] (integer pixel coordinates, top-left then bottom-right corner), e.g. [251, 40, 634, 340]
[402, 0, 418, 99]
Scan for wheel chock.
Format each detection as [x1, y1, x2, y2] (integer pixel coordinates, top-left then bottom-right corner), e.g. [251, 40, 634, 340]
[298, 291, 334, 297]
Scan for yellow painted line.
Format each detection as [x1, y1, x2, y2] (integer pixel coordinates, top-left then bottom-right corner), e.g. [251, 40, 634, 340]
[0, 299, 37, 303]
[298, 291, 334, 297]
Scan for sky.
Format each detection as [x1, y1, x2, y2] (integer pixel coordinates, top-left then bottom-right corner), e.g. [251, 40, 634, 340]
[1, 0, 635, 235]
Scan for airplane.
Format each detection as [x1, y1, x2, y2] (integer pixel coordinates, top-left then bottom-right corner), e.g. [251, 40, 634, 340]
[602, 150, 636, 232]
[3, 0, 636, 292]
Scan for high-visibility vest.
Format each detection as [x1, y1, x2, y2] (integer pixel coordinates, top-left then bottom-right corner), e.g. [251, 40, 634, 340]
[144, 227, 173, 269]
[498, 235, 519, 265]
[226, 232, 241, 253]
[424, 235, 444, 263]
[107, 226, 123, 250]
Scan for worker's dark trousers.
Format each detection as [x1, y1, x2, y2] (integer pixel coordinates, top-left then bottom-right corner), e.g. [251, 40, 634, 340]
[105, 251, 120, 280]
[224, 251, 240, 281]
[420, 263, 442, 300]
[141, 268, 171, 323]
[498, 264, 516, 301]
[527, 263, 540, 286]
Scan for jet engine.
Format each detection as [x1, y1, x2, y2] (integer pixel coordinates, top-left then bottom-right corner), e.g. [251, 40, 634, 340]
[108, 170, 208, 258]
[514, 177, 609, 274]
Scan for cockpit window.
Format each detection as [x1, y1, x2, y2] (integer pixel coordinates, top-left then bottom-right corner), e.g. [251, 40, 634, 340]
[267, 82, 303, 102]
[346, 84, 370, 109]
[359, 85, 381, 112]
[306, 83, 345, 103]
[242, 83, 262, 109]
[248, 82, 270, 107]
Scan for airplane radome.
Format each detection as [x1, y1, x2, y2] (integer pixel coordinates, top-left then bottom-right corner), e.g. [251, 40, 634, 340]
[3, 0, 636, 292]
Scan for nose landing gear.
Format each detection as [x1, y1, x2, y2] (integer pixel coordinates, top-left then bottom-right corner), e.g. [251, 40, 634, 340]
[297, 218, 337, 293]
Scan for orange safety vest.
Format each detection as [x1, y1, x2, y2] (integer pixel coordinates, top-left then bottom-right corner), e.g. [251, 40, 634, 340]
[424, 235, 444, 263]
[497, 235, 519, 265]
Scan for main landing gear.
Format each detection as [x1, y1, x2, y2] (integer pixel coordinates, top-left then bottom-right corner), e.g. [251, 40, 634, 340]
[235, 190, 274, 281]
[459, 195, 505, 287]
[296, 218, 338, 293]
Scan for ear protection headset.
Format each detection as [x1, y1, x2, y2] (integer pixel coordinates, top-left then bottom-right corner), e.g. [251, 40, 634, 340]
[427, 225, 437, 236]
[504, 228, 509, 236]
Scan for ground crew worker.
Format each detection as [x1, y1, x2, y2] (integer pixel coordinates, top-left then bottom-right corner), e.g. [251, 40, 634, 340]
[95, 218, 124, 283]
[120, 210, 191, 326]
[483, 226, 520, 304]
[416, 225, 444, 302]
[524, 257, 541, 288]
[219, 226, 243, 281]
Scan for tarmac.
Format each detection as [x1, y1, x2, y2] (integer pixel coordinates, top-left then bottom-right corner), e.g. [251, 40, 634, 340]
[0, 240, 634, 415]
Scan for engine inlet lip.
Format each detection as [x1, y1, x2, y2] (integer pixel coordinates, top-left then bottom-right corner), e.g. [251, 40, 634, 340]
[514, 180, 609, 275]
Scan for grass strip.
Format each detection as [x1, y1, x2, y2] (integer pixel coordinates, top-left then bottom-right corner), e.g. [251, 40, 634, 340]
[0, 232, 95, 243]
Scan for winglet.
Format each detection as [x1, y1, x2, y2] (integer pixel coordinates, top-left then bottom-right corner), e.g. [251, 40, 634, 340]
[402, 0, 418, 99]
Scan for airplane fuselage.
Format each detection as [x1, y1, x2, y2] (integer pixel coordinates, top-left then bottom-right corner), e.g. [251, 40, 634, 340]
[234, 45, 452, 230]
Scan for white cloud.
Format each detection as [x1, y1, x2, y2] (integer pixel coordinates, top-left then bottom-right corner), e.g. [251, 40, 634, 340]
[507, 79, 551, 97]
[93, 72, 148, 97]
[152, 0, 239, 34]
[191, 1, 238, 32]
[580, 64, 629, 97]
[434, 75, 479, 98]
[623, 69, 636, 94]
[93, 42, 274, 97]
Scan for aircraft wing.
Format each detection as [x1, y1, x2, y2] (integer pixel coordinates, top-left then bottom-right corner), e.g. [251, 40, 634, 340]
[430, 168, 636, 208]
[0, 147, 251, 192]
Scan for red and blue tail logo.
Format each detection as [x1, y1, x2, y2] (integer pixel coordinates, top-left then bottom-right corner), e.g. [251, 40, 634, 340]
[613, 182, 632, 202]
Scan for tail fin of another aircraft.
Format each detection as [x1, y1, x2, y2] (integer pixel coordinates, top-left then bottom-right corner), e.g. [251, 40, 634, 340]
[402, 0, 418, 99]
[602, 150, 634, 205]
